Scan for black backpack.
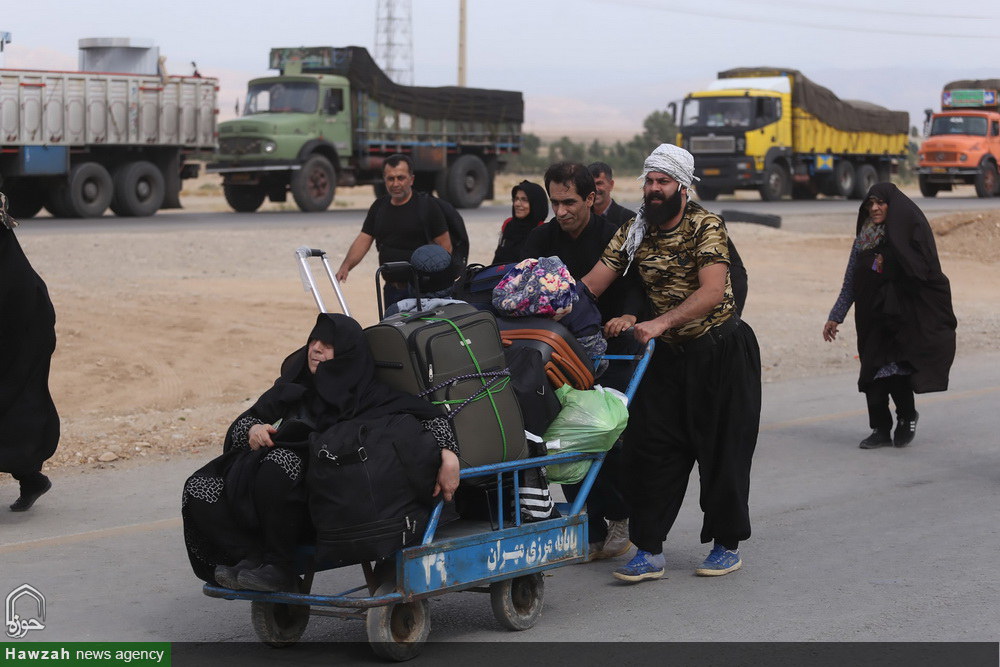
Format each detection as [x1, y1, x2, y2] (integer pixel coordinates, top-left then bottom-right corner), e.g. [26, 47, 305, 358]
[308, 413, 441, 564]
[727, 238, 748, 317]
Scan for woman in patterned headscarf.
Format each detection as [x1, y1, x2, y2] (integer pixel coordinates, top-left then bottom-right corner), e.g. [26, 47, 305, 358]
[0, 192, 59, 512]
[182, 313, 458, 592]
[823, 182, 956, 449]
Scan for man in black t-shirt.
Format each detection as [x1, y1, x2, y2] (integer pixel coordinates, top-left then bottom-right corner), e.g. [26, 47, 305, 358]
[519, 162, 641, 562]
[337, 154, 450, 307]
[520, 162, 642, 329]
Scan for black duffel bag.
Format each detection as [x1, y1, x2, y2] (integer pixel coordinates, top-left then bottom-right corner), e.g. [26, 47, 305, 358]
[308, 413, 441, 564]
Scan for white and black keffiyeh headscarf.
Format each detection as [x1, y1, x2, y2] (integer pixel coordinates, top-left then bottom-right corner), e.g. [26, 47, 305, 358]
[622, 144, 699, 273]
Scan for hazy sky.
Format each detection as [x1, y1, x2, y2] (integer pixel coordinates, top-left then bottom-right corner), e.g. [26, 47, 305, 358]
[3, 0, 999, 138]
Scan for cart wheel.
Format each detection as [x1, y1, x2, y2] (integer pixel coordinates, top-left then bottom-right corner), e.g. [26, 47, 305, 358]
[490, 573, 544, 631]
[366, 583, 431, 661]
[250, 600, 309, 648]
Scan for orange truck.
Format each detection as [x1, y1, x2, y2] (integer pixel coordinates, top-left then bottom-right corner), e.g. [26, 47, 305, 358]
[917, 80, 1000, 198]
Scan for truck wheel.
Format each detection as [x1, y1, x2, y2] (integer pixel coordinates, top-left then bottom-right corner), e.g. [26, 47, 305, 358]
[791, 183, 817, 200]
[758, 164, 789, 201]
[852, 164, 877, 199]
[413, 172, 436, 194]
[974, 159, 998, 198]
[111, 161, 165, 217]
[696, 186, 719, 201]
[67, 162, 113, 217]
[433, 169, 449, 201]
[831, 161, 855, 198]
[446, 154, 488, 209]
[291, 155, 335, 212]
[6, 181, 45, 218]
[224, 184, 266, 212]
[44, 181, 76, 218]
[918, 175, 939, 198]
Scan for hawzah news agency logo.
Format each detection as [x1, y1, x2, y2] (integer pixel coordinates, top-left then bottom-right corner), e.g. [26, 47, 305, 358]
[5, 584, 46, 639]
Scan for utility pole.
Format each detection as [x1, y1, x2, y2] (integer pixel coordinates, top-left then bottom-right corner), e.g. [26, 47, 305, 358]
[374, 0, 414, 85]
[457, 0, 467, 87]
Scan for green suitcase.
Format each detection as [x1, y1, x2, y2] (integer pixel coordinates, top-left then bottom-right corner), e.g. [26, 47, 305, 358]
[364, 303, 528, 469]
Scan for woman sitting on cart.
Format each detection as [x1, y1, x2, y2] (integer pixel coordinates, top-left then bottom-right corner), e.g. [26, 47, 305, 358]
[182, 313, 460, 593]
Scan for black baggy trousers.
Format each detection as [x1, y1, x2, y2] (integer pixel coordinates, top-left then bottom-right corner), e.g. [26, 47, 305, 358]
[622, 320, 761, 554]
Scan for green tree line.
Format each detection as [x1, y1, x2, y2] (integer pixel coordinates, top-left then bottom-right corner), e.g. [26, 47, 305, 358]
[509, 110, 678, 175]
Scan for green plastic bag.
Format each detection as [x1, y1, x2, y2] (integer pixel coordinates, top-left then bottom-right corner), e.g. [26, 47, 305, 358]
[543, 384, 629, 484]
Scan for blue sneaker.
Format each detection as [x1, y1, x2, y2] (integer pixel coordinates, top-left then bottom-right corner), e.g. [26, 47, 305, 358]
[612, 550, 664, 582]
[695, 543, 742, 576]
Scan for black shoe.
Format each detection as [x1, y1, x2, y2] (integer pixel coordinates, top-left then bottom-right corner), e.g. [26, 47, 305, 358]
[236, 564, 299, 593]
[213, 558, 259, 589]
[894, 412, 919, 447]
[10, 475, 52, 512]
[859, 428, 892, 449]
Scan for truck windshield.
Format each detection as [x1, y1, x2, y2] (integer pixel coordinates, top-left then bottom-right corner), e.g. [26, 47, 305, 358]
[929, 115, 988, 137]
[682, 98, 756, 129]
[244, 82, 319, 115]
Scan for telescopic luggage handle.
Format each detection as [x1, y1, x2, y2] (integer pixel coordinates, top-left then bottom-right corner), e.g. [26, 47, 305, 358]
[295, 246, 351, 317]
[375, 262, 422, 320]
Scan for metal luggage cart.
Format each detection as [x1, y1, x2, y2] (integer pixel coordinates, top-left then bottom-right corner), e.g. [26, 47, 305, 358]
[201, 247, 653, 660]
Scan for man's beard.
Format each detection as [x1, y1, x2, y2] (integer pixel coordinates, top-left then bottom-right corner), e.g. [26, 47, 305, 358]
[643, 187, 684, 226]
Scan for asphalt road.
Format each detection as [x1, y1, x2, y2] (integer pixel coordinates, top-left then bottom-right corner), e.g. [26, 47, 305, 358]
[3, 350, 998, 649]
[14, 189, 1000, 238]
[4, 198, 999, 659]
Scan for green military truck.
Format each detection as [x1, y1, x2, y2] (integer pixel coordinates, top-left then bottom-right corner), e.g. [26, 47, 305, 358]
[208, 46, 523, 211]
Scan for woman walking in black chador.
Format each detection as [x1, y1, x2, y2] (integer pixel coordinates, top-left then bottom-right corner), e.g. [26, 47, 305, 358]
[0, 192, 59, 511]
[823, 183, 957, 449]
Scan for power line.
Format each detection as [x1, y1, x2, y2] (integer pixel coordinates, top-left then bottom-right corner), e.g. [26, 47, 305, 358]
[599, 0, 998, 40]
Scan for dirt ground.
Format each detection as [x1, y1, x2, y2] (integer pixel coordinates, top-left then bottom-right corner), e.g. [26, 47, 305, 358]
[11, 178, 1000, 475]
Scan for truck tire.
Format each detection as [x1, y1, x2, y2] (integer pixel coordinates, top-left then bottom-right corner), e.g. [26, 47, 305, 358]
[67, 162, 113, 217]
[44, 181, 76, 218]
[831, 161, 855, 198]
[696, 186, 719, 201]
[791, 183, 817, 200]
[758, 164, 790, 201]
[433, 169, 449, 201]
[974, 159, 998, 198]
[7, 181, 45, 218]
[224, 184, 266, 212]
[110, 161, 165, 217]
[918, 175, 939, 198]
[372, 181, 388, 199]
[413, 172, 436, 194]
[290, 155, 335, 212]
[446, 154, 488, 209]
[852, 164, 877, 199]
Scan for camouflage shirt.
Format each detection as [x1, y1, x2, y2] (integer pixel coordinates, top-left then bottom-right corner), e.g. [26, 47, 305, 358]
[600, 200, 735, 343]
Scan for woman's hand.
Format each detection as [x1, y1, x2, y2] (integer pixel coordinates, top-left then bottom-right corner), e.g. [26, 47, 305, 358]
[433, 449, 460, 502]
[822, 320, 840, 342]
[603, 315, 637, 338]
[248, 423, 277, 450]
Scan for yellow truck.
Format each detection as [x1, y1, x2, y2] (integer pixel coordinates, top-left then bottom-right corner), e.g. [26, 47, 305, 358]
[674, 67, 909, 200]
